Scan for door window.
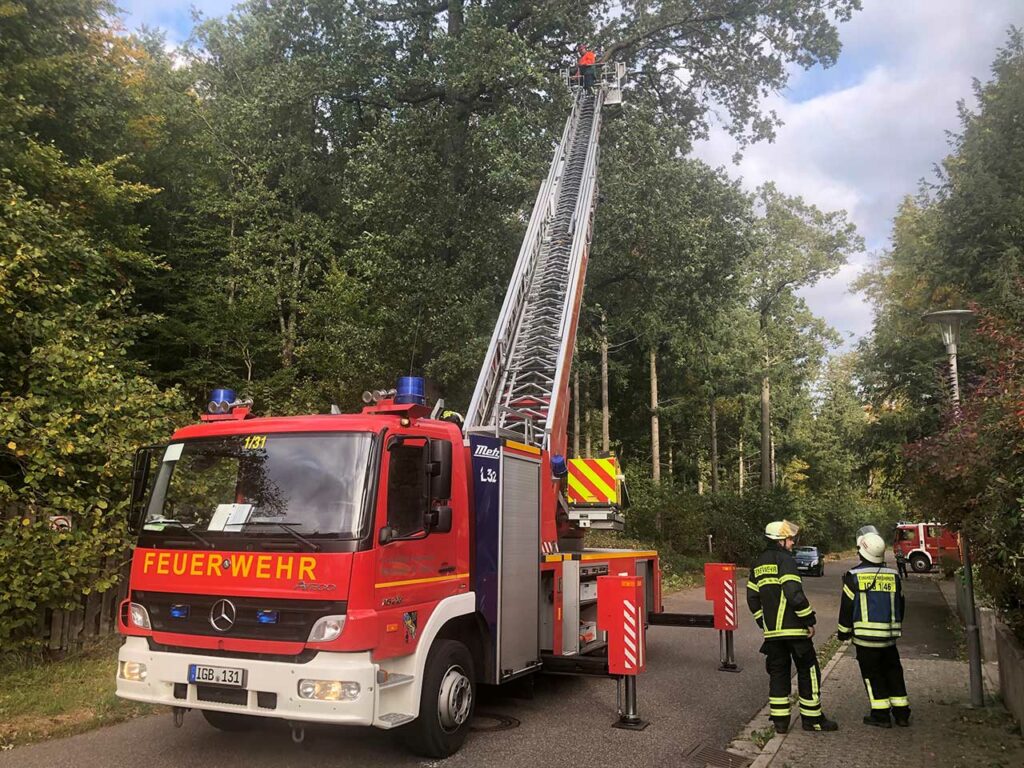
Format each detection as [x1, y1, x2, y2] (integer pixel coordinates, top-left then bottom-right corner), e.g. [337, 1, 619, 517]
[898, 529, 915, 542]
[387, 441, 426, 536]
[927, 525, 940, 540]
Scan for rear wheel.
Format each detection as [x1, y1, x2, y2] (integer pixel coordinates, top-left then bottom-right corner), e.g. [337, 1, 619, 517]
[402, 639, 475, 758]
[909, 553, 931, 573]
[201, 709, 259, 731]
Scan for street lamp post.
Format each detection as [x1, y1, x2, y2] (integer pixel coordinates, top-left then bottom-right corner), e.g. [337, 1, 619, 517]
[923, 309, 984, 708]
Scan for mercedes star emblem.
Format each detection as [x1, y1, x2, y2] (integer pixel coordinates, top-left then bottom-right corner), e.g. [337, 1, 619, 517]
[209, 598, 236, 632]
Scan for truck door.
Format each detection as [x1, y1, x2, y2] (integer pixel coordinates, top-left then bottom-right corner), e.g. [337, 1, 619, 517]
[926, 524, 942, 561]
[373, 435, 461, 659]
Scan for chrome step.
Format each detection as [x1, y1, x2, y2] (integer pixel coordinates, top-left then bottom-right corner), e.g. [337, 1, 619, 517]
[377, 712, 416, 728]
[378, 672, 414, 690]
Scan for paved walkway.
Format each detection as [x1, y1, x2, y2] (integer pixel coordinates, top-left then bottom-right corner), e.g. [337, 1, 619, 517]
[764, 577, 1024, 768]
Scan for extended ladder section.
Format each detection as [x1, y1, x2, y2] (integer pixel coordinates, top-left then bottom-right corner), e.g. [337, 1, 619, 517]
[466, 67, 622, 448]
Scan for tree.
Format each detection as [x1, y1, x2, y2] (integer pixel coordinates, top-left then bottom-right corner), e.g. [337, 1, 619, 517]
[749, 183, 861, 488]
[0, 0, 181, 650]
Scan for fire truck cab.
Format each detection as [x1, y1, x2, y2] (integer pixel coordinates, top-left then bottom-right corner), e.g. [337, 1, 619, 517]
[893, 522, 961, 573]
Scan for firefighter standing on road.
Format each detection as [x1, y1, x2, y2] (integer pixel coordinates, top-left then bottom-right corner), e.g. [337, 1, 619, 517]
[747, 521, 839, 734]
[838, 531, 911, 728]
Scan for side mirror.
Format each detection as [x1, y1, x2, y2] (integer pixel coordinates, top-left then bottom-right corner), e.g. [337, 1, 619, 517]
[378, 525, 395, 545]
[428, 439, 452, 500]
[128, 446, 162, 535]
[425, 505, 452, 534]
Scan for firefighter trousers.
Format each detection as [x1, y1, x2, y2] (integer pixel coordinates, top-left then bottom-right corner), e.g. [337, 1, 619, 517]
[855, 644, 910, 723]
[761, 638, 823, 725]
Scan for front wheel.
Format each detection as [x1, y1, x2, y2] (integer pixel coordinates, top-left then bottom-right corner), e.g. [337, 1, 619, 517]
[909, 553, 931, 573]
[401, 639, 476, 758]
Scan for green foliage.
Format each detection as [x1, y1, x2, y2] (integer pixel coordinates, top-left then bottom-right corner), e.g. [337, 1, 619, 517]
[622, 474, 899, 564]
[858, 32, 1024, 640]
[0, 0, 182, 652]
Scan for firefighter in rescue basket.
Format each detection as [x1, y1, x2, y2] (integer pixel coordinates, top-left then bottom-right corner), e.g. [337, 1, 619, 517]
[747, 520, 839, 733]
[838, 530, 911, 728]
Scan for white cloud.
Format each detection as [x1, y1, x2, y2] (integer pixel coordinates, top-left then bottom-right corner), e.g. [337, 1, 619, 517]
[693, 0, 1024, 347]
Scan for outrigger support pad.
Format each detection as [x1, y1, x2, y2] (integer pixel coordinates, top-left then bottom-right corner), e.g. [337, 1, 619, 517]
[719, 630, 741, 673]
[613, 675, 649, 730]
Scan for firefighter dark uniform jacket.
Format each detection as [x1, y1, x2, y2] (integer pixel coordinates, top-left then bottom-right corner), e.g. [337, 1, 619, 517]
[838, 559, 904, 647]
[746, 544, 816, 639]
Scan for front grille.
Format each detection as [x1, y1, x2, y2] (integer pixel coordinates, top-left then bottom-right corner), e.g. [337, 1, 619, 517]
[135, 591, 345, 642]
[147, 638, 318, 664]
[197, 686, 247, 706]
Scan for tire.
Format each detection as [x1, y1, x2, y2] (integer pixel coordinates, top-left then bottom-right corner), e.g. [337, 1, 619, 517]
[201, 709, 259, 731]
[909, 553, 930, 573]
[402, 639, 476, 758]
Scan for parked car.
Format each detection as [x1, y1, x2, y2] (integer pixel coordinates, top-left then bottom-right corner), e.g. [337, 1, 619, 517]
[794, 545, 824, 577]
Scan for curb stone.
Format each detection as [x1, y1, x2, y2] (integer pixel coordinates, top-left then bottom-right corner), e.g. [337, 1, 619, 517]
[726, 638, 850, 768]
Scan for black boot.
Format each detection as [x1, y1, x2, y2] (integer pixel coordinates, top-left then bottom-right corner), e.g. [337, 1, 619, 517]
[771, 717, 790, 734]
[863, 713, 893, 729]
[802, 715, 839, 732]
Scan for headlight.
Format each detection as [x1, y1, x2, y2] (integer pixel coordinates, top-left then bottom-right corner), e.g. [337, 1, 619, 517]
[810, 558, 818, 565]
[129, 602, 151, 630]
[119, 661, 148, 681]
[308, 615, 345, 643]
[297, 679, 360, 701]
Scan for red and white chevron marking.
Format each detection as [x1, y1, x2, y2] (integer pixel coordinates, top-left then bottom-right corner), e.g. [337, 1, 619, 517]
[722, 578, 737, 630]
[622, 598, 638, 670]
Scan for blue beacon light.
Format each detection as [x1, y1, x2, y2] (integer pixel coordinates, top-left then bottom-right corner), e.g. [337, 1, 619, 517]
[169, 604, 190, 619]
[208, 388, 236, 414]
[394, 376, 426, 405]
[257, 609, 280, 625]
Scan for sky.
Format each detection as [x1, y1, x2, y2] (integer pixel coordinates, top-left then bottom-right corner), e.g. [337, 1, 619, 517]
[117, 0, 1024, 348]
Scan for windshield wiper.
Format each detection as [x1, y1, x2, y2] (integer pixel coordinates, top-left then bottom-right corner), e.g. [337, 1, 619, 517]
[148, 519, 215, 549]
[243, 521, 321, 552]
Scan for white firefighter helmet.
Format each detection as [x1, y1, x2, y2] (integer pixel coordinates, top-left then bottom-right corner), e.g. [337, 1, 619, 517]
[765, 520, 800, 541]
[859, 532, 886, 564]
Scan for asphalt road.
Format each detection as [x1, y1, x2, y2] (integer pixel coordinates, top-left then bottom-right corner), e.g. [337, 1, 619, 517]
[0, 557, 859, 768]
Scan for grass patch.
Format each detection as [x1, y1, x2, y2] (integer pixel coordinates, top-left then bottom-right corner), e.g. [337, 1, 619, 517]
[815, 632, 844, 668]
[750, 725, 776, 749]
[0, 637, 154, 749]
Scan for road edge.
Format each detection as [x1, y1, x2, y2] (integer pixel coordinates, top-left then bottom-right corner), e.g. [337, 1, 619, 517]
[726, 637, 851, 768]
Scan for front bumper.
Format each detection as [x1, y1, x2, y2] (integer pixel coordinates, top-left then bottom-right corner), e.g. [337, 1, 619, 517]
[116, 636, 378, 725]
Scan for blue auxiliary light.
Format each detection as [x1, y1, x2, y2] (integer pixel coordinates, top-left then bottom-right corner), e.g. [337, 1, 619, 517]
[551, 454, 569, 478]
[257, 610, 280, 625]
[169, 604, 190, 619]
[208, 387, 236, 414]
[394, 376, 426, 406]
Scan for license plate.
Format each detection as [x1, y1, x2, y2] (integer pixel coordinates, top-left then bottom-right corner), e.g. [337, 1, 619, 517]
[188, 664, 247, 688]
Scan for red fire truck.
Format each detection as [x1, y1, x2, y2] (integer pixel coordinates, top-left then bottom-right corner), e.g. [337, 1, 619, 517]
[115, 66, 701, 756]
[893, 522, 961, 573]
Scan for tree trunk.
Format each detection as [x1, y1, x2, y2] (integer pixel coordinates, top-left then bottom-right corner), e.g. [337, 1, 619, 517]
[770, 431, 777, 487]
[760, 367, 771, 490]
[573, 370, 581, 458]
[738, 433, 745, 496]
[667, 427, 673, 479]
[585, 377, 592, 457]
[601, 313, 610, 453]
[650, 349, 661, 485]
[709, 397, 719, 493]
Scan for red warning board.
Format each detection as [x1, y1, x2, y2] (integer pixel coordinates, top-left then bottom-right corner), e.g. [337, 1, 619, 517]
[597, 575, 646, 675]
[704, 563, 738, 631]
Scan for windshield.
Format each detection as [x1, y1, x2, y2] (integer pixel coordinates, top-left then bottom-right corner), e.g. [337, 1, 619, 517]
[796, 547, 817, 553]
[144, 433, 375, 539]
